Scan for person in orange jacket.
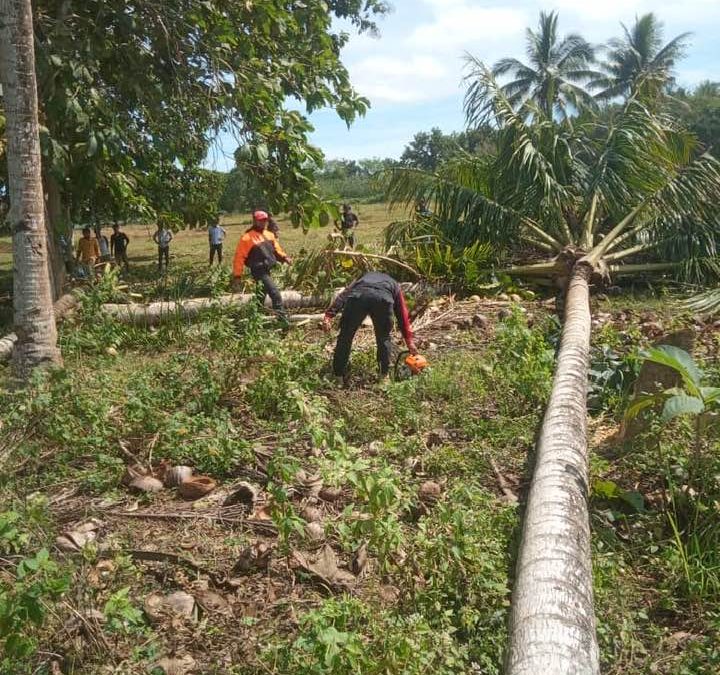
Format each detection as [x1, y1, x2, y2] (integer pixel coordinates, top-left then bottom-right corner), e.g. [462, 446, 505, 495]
[233, 210, 292, 317]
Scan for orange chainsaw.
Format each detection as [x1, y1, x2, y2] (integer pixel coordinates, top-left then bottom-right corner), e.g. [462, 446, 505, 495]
[394, 350, 430, 381]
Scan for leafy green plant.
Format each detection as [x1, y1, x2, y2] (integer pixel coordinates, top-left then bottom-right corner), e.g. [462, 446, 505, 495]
[0, 549, 69, 663]
[103, 587, 145, 634]
[625, 346, 720, 474]
[588, 344, 641, 413]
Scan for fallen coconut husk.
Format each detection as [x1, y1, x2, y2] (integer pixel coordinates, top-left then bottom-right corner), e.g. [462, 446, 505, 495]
[144, 591, 196, 623]
[179, 476, 217, 500]
[55, 519, 103, 553]
[291, 544, 356, 593]
[129, 475, 164, 494]
[164, 465, 193, 488]
[222, 481, 259, 508]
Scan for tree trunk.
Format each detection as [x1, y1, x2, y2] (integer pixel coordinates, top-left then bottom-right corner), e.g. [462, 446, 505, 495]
[43, 170, 69, 300]
[101, 290, 340, 327]
[506, 262, 599, 675]
[0, 0, 62, 376]
[0, 292, 77, 362]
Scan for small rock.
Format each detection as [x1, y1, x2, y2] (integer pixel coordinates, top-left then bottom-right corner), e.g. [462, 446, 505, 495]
[469, 295, 481, 302]
[106, 346, 118, 356]
[129, 476, 164, 494]
[498, 293, 510, 301]
[509, 293, 522, 303]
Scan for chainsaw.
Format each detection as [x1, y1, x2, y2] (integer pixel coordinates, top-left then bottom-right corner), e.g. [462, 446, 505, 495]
[393, 350, 430, 381]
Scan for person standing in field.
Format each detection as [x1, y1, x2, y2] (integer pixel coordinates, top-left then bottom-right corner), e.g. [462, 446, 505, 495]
[153, 223, 173, 272]
[208, 216, 226, 265]
[110, 223, 130, 270]
[232, 210, 292, 319]
[76, 227, 100, 278]
[95, 226, 111, 262]
[322, 271, 417, 384]
[337, 203, 359, 248]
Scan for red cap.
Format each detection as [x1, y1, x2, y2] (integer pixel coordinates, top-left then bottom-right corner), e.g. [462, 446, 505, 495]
[253, 210, 269, 221]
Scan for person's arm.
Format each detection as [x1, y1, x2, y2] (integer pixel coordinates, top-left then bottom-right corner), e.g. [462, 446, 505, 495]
[124, 233, 130, 247]
[392, 287, 416, 352]
[232, 236, 252, 278]
[352, 214, 359, 227]
[167, 230, 173, 243]
[208, 227, 212, 243]
[92, 239, 100, 259]
[110, 235, 115, 255]
[153, 231, 159, 245]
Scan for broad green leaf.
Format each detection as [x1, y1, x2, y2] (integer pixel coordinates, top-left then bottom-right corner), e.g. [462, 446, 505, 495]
[593, 479, 620, 500]
[661, 393, 704, 422]
[645, 346, 703, 396]
[624, 393, 658, 421]
[700, 387, 720, 403]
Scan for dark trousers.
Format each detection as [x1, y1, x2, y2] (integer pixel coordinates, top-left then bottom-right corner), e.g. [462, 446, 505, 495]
[255, 272, 286, 317]
[333, 294, 393, 376]
[158, 246, 169, 269]
[209, 243, 223, 264]
[342, 229, 356, 248]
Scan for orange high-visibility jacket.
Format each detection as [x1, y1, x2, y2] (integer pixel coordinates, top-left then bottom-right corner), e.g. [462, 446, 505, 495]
[233, 229, 288, 279]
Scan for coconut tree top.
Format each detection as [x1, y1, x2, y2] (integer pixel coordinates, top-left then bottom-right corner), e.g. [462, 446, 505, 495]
[591, 13, 691, 102]
[387, 66, 720, 287]
[467, 11, 598, 121]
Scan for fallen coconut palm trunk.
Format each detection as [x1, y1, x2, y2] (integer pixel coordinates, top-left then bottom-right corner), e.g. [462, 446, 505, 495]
[0, 292, 79, 363]
[101, 290, 340, 327]
[506, 262, 600, 675]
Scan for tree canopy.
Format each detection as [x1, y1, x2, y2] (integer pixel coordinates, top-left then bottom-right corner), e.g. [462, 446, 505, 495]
[1, 0, 389, 230]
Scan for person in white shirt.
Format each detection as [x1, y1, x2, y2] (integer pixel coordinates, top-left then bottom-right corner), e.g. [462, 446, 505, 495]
[208, 217, 226, 265]
[153, 223, 173, 272]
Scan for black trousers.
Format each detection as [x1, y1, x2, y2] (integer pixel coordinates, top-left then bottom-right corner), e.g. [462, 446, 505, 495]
[254, 271, 286, 316]
[209, 243, 223, 264]
[333, 294, 393, 376]
[158, 246, 169, 269]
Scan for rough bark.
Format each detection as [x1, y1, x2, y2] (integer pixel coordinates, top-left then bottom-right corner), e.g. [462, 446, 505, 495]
[0, 0, 62, 376]
[507, 262, 600, 675]
[101, 291, 340, 327]
[0, 292, 78, 363]
[43, 170, 69, 300]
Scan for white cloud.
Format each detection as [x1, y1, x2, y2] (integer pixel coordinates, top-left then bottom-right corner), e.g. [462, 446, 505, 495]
[350, 55, 449, 103]
[341, 0, 718, 105]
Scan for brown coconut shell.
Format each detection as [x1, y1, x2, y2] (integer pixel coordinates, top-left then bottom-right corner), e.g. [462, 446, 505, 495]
[178, 475, 217, 500]
[164, 465, 193, 488]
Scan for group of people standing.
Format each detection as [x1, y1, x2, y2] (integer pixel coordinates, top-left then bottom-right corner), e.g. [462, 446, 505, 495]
[74, 224, 130, 277]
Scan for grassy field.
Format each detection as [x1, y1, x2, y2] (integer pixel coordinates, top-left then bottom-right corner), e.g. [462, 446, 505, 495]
[1, 201, 719, 674]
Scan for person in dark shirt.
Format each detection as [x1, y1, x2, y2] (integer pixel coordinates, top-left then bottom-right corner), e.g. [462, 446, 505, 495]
[336, 203, 359, 248]
[110, 224, 130, 269]
[322, 271, 417, 382]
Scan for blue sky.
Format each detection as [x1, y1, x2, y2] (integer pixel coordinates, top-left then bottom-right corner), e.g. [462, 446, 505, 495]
[206, 0, 719, 170]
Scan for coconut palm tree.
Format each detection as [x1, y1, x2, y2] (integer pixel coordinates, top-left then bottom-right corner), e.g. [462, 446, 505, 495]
[591, 13, 691, 101]
[467, 11, 598, 121]
[386, 65, 720, 673]
[0, 0, 63, 376]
